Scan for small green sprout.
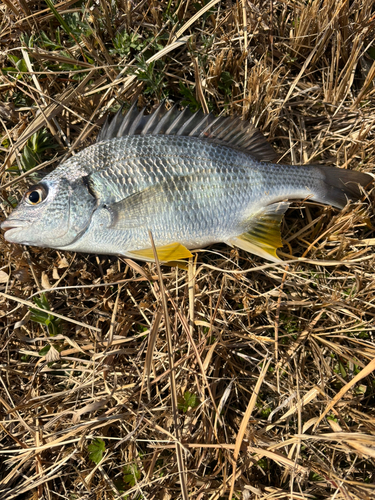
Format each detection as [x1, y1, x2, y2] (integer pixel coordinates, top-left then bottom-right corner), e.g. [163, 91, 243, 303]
[179, 82, 201, 112]
[2, 54, 27, 77]
[110, 31, 144, 58]
[178, 391, 200, 413]
[218, 71, 233, 97]
[123, 463, 141, 487]
[88, 438, 106, 464]
[7, 129, 58, 176]
[114, 462, 141, 493]
[131, 56, 167, 98]
[30, 293, 62, 337]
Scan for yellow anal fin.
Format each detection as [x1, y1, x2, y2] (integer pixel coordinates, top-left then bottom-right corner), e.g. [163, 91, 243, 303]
[130, 242, 193, 262]
[228, 201, 289, 262]
[229, 234, 281, 262]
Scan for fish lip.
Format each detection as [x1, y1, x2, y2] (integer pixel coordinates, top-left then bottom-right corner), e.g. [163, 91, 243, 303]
[1, 219, 30, 230]
[1, 219, 30, 242]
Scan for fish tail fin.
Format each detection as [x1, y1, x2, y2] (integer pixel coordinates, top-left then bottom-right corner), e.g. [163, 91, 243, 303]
[314, 167, 373, 209]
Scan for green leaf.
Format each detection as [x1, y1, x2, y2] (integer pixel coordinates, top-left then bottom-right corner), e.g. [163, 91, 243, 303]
[130, 55, 167, 98]
[20, 144, 37, 171]
[178, 391, 199, 413]
[179, 82, 201, 112]
[8, 54, 19, 64]
[310, 472, 324, 481]
[5, 54, 28, 78]
[123, 463, 141, 487]
[110, 31, 144, 58]
[218, 71, 233, 97]
[16, 59, 28, 73]
[29, 293, 62, 337]
[20, 33, 35, 48]
[39, 345, 51, 356]
[40, 30, 63, 50]
[88, 438, 106, 464]
[339, 362, 347, 378]
[16, 129, 58, 175]
[1, 67, 18, 74]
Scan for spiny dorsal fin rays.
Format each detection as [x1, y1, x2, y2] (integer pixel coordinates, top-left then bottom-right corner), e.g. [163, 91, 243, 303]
[165, 106, 198, 135]
[96, 116, 110, 143]
[174, 109, 205, 136]
[96, 102, 279, 163]
[228, 201, 290, 262]
[140, 104, 169, 135]
[128, 107, 145, 136]
[117, 103, 140, 136]
[186, 113, 213, 137]
[153, 103, 181, 134]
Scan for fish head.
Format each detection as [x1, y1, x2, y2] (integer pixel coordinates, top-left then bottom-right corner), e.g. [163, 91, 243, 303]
[1, 176, 97, 249]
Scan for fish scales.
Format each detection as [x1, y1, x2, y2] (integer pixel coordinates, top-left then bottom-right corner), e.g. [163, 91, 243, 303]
[57, 134, 318, 206]
[1, 104, 373, 263]
[59, 137, 313, 251]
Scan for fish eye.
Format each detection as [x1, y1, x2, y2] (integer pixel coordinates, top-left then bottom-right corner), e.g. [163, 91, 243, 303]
[25, 185, 48, 206]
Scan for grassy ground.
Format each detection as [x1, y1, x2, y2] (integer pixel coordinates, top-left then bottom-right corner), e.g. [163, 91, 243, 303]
[1, 0, 375, 498]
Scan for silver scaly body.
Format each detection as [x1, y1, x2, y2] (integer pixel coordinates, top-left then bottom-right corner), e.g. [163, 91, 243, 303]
[58, 135, 322, 253]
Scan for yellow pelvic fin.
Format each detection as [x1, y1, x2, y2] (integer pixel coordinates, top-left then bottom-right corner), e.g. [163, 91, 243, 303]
[228, 201, 289, 262]
[130, 242, 193, 262]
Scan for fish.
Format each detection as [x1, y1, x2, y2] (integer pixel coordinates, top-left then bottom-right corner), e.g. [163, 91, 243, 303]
[1, 103, 373, 263]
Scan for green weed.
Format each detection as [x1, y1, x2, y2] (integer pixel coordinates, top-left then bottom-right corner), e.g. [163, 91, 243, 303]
[30, 293, 62, 337]
[6, 129, 58, 176]
[2, 54, 27, 77]
[179, 82, 201, 112]
[178, 391, 200, 413]
[131, 56, 167, 98]
[114, 462, 141, 494]
[88, 438, 106, 464]
[218, 71, 233, 97]
[110, 31, 145, 59]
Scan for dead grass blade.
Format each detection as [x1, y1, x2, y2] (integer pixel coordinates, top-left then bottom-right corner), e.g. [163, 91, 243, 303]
[174, 0, 221, 40]
[2, 71, 95, 169]
[313, 357, 375, 430]
[148, 231, 188, 500]
[228, 358, 271, 498]
[0, 292, 101, 332]
[143, 307, 163, 399]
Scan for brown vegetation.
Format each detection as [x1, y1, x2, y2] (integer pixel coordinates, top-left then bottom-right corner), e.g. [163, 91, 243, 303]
[0, 0, 375, 498]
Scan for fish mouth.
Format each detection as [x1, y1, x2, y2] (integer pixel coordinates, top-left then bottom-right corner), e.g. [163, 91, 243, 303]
[1, 219, 30, 242]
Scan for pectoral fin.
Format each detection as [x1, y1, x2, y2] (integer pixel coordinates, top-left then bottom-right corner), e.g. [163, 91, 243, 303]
[108, 184, 167, 229]
[129, 242, 193, 262]
[108, 174, 201, 230]
[228, 202, 289, 262]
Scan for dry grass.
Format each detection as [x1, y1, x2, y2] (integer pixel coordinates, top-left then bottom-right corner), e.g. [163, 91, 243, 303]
[1, 0, 375, 498]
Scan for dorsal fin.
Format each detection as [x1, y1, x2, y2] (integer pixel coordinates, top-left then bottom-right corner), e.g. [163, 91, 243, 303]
[97, 102, 278, 162]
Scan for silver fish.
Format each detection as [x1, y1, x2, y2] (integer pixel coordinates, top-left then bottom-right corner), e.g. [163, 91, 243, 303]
[1, 103, 373, 263]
